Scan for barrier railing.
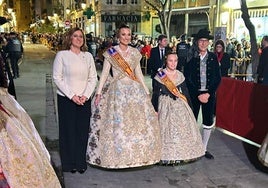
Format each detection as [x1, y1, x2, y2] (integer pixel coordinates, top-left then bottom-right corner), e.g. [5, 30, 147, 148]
[228, 57, 252, 80]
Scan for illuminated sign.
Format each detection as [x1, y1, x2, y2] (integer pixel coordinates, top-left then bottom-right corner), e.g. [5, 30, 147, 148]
[101, 15, 141, 22]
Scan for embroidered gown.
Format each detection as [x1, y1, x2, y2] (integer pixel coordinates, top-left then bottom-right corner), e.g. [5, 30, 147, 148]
[86, 45, 161, 169]
[0, 88, 61, 188]
[152, 69, 205, 164]
[258, 133, 268, 167]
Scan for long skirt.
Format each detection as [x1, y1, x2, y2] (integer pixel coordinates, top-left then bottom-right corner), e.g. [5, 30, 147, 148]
[158, 95, 205, 163]
[87, 79, 161, 169]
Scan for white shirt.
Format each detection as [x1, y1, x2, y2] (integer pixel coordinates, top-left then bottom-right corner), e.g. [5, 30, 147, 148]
[53, 50, 98, 99]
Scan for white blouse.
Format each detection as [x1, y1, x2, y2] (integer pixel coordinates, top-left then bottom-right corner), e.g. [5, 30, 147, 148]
[53, 50, 98, 99]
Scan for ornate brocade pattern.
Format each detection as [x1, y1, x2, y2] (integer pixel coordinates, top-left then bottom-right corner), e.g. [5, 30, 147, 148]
[158, 94, 205, 161]
[0, 88, 61, 188]
[87, 47, 161, 169]
[154, 71, 205, 162]
[258, 133, 268, 167]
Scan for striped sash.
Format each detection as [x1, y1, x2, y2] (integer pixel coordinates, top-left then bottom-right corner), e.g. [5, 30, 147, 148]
[157, 69, 187, 102]
[107, 47, 138, 82]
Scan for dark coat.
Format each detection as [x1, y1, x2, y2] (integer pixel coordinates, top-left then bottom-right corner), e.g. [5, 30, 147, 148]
[184, 51, 221, 97]
[148, 46, 170, 78]
[218, 52, 231, 77]
[257, 46, 268, 83]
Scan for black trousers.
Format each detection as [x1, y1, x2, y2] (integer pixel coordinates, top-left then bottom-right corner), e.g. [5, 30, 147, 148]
[9, 52, 21, 77]
[57, 95, 91, 171]
[190, 93, 215, 127]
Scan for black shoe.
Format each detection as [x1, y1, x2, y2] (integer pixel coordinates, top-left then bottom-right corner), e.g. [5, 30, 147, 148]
[78, 169, 86, 174]
[205, 151, 214, 159]
[70, 169, 77, 173]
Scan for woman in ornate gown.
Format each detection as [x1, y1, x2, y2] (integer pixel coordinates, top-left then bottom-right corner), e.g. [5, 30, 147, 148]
[86, 24, 161, 169]
[151, 52, 205, 165]
[258, 133, 268, 167]
[0, 61, 61, 187]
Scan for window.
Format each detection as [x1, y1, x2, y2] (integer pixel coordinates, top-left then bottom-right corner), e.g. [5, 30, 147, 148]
[117, 0, 127, 4]
[106, 0, 112, 4]
[131, 0, 137, 4]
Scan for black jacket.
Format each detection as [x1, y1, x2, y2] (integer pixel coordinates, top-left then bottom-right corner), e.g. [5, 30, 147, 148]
[184, 51, 221, 97]
[151, 80, 192, 112]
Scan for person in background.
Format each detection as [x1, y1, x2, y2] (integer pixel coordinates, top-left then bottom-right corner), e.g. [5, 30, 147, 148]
[86, 33, 97, 59]
[5, 32, 23, 79]
[184, 28, 221, 160]
[152, 52, 205, 165]
[0, 59, 61, 188]
[87, 24, 161, 169]
[257, 35, 268, 85]
[148, 34, 171, 108]
[140, 39, 152, 59]
[148, 34, 170, 80]
[214, 39, 230, 77]
[234, 43, 245, 78]
[0, 39, 16, 98]
[53, 27, 98, 174]
[176, 33, 190, 72]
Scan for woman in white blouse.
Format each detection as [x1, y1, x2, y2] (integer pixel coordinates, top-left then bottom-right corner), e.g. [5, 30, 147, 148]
[53, 28, 98, 174]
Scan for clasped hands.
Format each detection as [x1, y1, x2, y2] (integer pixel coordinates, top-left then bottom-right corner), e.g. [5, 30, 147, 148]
[198, 93, 210, 103]
[72, 95, 88, 105]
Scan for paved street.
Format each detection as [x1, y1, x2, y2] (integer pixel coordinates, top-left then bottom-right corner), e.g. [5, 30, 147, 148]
[15, 43, 268, 188]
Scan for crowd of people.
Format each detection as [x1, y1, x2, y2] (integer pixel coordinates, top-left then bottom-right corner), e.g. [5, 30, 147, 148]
[0, 24, 267, 187]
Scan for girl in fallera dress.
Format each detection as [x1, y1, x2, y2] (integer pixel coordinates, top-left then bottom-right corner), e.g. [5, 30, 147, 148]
[152, 53, 205, 165]
[86, 24, 161, 169]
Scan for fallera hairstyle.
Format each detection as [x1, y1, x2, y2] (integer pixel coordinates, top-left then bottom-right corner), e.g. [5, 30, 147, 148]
[164, 52, 178, 66]
[116, 23, 130, 38]
[214, 39, 225, 52]
[62, 27, 87, 52]
[157, 34, 167, 42]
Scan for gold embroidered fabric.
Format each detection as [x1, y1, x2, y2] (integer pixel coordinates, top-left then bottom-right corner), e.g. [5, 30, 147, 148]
[258, 133, 268, 167]
[0, 88, 61, 188]
[155, 71, 205, 161]
[87, 46, 161, 168]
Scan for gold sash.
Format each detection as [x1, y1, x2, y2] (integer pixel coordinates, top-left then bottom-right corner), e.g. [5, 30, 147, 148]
[107, 47, 138, 81]
[157, 69, 187, 102]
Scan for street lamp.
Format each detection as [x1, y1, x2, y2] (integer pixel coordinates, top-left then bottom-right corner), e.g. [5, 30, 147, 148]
[66, 8, 71, 15]
[81, 3, 86, 10]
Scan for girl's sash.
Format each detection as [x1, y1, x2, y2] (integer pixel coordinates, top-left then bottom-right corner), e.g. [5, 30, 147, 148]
[107, 47, 138, 82]
[157, 69, 187, 102]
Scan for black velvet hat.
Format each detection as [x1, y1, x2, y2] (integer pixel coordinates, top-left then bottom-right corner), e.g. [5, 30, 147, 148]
[192, 28, 214, 40]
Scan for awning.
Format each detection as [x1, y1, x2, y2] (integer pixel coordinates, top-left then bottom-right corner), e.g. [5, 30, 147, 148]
[233, 8, 268, 19]
[171, 6, 210, 15]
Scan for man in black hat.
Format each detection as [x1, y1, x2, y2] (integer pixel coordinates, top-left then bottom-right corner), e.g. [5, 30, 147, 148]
[184, 28, 221, 159]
